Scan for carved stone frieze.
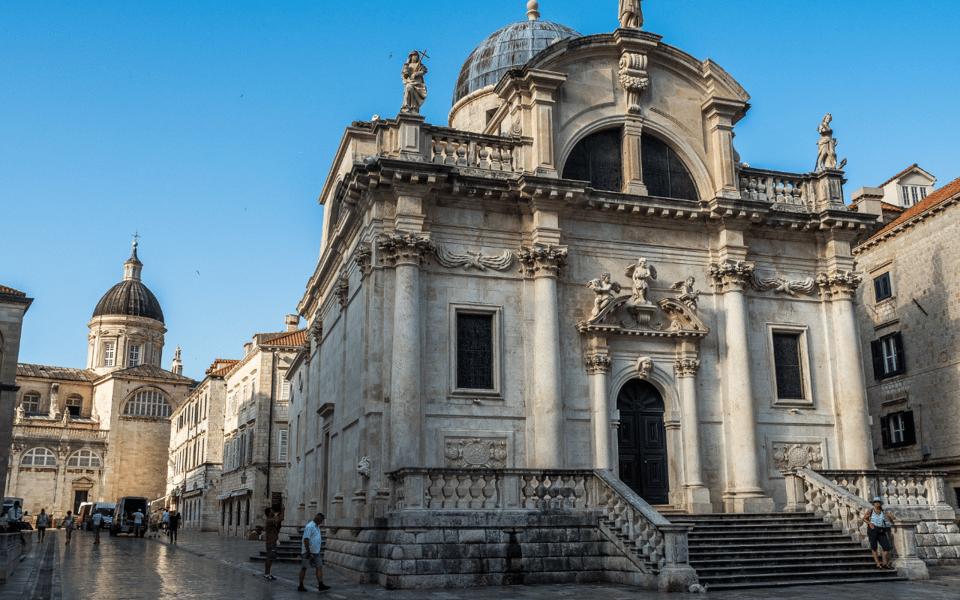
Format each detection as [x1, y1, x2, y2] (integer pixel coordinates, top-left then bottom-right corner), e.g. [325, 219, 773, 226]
[816, 270, 862, 300]
[585, 355, 612, 375]
[637, 356, 653, 379]
[750, 274, 817, 297]
[377, 232, 436, 267]
[444, 438, 507, 469]
[773, 443, 824, 471]
[435, 245, 513, 272]
[708, 260, 756, 292]
[618, 52, 649, 114]
[674, 358, 701, 378]
[353, 244, 372, 275]
[517, 244, 568, 278]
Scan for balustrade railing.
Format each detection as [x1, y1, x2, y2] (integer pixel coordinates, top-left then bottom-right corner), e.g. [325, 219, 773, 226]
[737, 167, 808, 209]
[427, 129, 519, 173]
[13, 425, 107, 440]
[813, 469, 951, 508]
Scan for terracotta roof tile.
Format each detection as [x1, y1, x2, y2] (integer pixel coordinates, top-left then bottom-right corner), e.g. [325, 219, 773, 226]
[0, 285, 26, 296]
[880, 202, 904, 213]
[868, 176, 960, 241]
[206, 359, 239, 375]
[209, 362, 238, 377]
[110, 364, 194, 381]
[878, 163, 920, 188]
[17, 364, 98, 382]
[261, 329, 307, 347]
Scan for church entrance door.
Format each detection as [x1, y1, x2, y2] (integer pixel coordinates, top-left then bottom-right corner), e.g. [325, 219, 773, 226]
[616, 379, 669, 504]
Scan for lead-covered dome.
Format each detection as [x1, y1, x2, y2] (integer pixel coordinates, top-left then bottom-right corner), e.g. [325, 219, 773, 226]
[453, 7, 581, 106]
[91, 241, 164, 322]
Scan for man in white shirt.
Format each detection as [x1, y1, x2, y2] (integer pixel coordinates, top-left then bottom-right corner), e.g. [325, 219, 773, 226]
[132, 509, 145, 538]
[161, 510, 170, 534]
[298, 513, 330, 592]
[91, 511, 104, 544]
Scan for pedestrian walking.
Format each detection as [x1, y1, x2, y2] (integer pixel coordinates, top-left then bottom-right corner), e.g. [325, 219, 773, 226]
[262, 502, 284, 580]
[91, 510, 103, 544]
[298, 513, 330, 592]
[161, 509, 170, 534]
[168, 510, 180, 543]
[36, 509, 49, 543]
[132, 509, 145, 537]
[863, 497, 897, 570]
[62, 511, 74, 545]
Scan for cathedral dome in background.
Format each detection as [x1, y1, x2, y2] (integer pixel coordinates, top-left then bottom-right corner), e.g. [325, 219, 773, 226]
[92, 280, 164, 322]
[453, 2, 581, 105]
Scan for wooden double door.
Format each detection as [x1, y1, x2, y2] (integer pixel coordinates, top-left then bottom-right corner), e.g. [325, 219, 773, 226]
[616, 379, 669, 505]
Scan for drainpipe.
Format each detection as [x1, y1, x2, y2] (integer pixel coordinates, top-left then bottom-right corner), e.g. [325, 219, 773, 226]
[266, 351, 275, 500]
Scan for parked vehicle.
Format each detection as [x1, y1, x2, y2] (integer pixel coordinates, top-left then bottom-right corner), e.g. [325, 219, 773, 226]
[2, 497, 24, 519]
[110, 497, 149, 537]
[85, 502, 116, 531]
[76, 502, 94, 529]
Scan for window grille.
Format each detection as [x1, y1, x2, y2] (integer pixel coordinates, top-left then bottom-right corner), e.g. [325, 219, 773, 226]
[128, 344, 141, 367]
[123, 390, 172, 418]
[21, 447, 57, 467]
[22, 392, 40, 413]
[67, 449, 103, 468]
[772, 333, 804, 400]
[456, 313, 494, 390]
[104, 343, 115, 367]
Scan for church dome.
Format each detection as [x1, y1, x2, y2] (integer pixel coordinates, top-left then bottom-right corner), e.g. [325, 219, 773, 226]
[453, 3, 581, 105]
[91, 241, 164, 323]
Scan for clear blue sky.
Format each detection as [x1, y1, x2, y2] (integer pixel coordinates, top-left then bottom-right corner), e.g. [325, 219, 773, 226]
[4, 1, 958, 379]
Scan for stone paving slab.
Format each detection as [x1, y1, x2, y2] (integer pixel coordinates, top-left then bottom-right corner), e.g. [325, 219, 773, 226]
[40, 527, 960, 600]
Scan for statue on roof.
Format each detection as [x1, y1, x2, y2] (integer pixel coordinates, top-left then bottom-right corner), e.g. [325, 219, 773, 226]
[815, 113, 847, 171]
[400, 50, 428, 114]
[619, 0, 644, 29]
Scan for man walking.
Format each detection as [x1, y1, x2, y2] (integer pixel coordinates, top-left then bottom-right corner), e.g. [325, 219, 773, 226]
[62, 511, 74, 545]
[161, 509, 170, 534]
[298, 513, 330, 592]
[263, 502, 284, 580]
[132, 509, 145, 538]
[91, 510, 103, 544]
[168, 510, 180, 543]
[36, 509, 49, 543]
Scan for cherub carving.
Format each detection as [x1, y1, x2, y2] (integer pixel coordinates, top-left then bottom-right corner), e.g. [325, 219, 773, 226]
[587, 273, 621, 318]
[670, 276, 700, 312]
[625, 258, 656, 305]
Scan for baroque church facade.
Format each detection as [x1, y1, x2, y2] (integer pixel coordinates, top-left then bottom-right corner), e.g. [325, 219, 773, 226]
[4, 243, 193, 518]
[283, 1, 957, 590]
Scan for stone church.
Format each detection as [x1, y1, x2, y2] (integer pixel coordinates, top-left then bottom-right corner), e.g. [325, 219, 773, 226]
[4, 243, 193, 518]
[284, 1, 957, 590]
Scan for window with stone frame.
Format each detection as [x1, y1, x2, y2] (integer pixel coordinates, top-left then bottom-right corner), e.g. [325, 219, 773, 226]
[278, 428, 289, 462]
[65, 395, 83, 417]
[873, 272, 893, 302]
[21, 447, 57, 467]
[456, 312, 495, 390]
[67, 449, 103, 468]
[772, 332, 805, 400]
[871, 332, 906, 380]
[881, 410, 916, 449]
[123, 389, 172, 418]
[128, 344, 141, 367]
[21, 392, 41, 413]
[103, 342, 115, 367]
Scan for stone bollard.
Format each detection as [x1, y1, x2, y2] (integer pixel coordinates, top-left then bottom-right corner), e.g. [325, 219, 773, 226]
[891, 518, 929, 580]
[781, 470, 807, 512]
[656, 524, 699, 592]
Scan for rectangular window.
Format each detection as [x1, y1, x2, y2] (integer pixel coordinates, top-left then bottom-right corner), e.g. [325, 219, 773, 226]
[22, 393, 41, 413]
[104, 343, 115, 367]
[902, 186, 910, 205]
[281, 379, 290, 400]
[152, 348, 157, 366]
[66, 396, 82, 417]
[128, 345, 140, 367]
[456, 313, 495, 390]
[246, 431, 254, 464]
[911, 186, 919, 205]
[871, 332, 906, 379]
[920, 187, 928, 200]
[772, 333, 804, 400]
[873, 272, 892, 302]
[880, 410, 916, 448]
[278, 428, 289, 462]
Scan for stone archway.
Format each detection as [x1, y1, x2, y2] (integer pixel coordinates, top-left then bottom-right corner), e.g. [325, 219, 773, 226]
[616, 379, 669, 504]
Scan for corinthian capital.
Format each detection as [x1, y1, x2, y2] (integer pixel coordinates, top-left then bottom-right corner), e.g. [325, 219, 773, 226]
[674, 358, 701, 378]
[518, 244, 568, 278]
[585, 354, 612, 375]
[816, 270, 862, 300]
[376, 232, 436, 267]
[708, 260, 755, 292]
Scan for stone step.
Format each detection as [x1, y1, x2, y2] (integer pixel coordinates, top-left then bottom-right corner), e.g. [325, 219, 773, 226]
[689, 525, 840, 536]
[674, 512, 823, 521]
[688, 534, 857, 546]
[693, 558, 883, 575]
[690, 547, 868, 560]
[702, 570, 903, 590]
[680, 518, 832, 528]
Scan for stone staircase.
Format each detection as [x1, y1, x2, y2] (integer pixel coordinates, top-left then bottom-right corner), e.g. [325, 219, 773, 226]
[671, 512, 904, 590]
[249, 527, 326, 564]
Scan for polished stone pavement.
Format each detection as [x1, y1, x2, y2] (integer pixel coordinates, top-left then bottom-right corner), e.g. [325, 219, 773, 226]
[5, 527, 960, 599]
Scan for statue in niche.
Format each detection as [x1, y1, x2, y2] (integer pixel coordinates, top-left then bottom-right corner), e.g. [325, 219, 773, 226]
[619, 0, 644, 28]
[670, 276, 700, 312]
[587, 273, 621, 318]
[815, 113, 847, 171]
[400, 50, 428, 114]
[14, 403, 24, 424]
[625, 258, 657, 305]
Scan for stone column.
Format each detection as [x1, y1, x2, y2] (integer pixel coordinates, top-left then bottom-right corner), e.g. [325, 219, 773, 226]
[702, 98, 747, 199]
[621, 119, 648, 195]
[518, 244, 568, 469]
[585, 353, 613, 470]
[53, 445, 69, 515]
[818, 271, 875, 469]
[675, 358, 712, 513]
[709, 260, 774, 513]
[377, 232, 435, 472]
[514, 70, 566, 176]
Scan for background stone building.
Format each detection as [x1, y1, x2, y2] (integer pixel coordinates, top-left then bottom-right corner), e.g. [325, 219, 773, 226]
[165, 358, 234, 531]
[0, 285, 33, 497]
[854, 175, 960, 513]
[4, 244, 193, 518]
[216, 318, 299, 538]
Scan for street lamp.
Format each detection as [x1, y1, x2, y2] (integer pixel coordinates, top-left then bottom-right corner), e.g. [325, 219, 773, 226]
[240, 471, 247, 485]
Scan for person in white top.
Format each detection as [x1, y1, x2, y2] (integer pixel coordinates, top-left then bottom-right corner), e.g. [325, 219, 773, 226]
[863, 497, 897, 570]
[91, 511, 104, 544]
[132, 510, 145, 538]
[36, 509, 49, 543]
[62, 511, 75, 545]
[298, 513, 330, 592]
[161, 510, 170, 533]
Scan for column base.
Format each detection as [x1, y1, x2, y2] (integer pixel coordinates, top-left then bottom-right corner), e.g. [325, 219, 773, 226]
[724, 493, 775, 514]
[892, 557, 929, 580]
[657, 565, 699, 592]
[623, 181, 649, 196]
[683, 485, 713, 514]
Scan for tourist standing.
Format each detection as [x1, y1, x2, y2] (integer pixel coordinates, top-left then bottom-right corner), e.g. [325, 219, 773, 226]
[132, 509, 145, 538]
[168, 510, 180, 543]
[62, 511, 74, 545]
[864, 497, 897, 570]
[298, 513, 330, 592]
[262, 502, 284, 580]
[91, 510, 103, 544]
[36, 509, 49, 542]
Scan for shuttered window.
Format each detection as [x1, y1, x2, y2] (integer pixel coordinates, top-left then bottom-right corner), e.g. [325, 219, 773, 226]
[278, 428, 289, 462]
[871, 332, 906, 380]
[880, 411, 916, 448]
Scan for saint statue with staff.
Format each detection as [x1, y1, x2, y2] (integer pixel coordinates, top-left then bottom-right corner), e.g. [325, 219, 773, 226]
[401, 50, 428, 114]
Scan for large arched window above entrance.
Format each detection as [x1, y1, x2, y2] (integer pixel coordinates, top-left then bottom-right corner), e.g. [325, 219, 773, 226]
[123, 389, 172, 418]
[67, 449, 103, 468]
[561, 129, 698, 200]
[21, 447, 57, 467]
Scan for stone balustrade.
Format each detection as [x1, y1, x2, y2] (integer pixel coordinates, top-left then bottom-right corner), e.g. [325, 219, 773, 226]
[814, 469, 952, 508]
[13, 424, 107, 441]
[426, 128, 520, 174]
[737, 166, 808, 209]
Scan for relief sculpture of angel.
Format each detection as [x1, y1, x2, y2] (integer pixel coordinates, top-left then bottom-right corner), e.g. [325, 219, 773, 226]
[670, 276, 700, 312]
[587, 273, 621, 318]
[625, 258, 656, 305]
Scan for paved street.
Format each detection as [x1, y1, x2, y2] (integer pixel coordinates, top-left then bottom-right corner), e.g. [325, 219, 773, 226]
[6, 528, 958, 599]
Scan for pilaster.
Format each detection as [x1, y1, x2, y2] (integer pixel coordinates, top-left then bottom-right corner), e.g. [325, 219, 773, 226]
[702, 97, 748, 199]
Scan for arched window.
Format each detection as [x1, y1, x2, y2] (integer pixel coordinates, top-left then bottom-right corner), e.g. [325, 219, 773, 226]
[65, 395, 83, 417]
[21, 392, 41, 413]
[123, 390, 172, 418]
[562, 129, 698, 200]
[67, 449, 103, 468]
[21, 447, 57, 467]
